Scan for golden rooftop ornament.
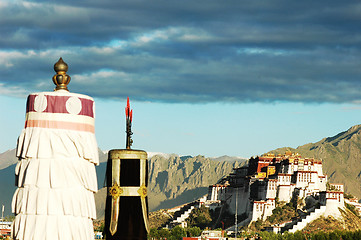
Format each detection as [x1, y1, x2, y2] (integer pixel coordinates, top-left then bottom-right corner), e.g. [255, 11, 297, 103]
[52, 57, 71, 91]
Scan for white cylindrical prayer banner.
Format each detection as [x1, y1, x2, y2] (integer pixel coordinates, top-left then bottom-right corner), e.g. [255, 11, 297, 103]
[12, 90, 99, 240]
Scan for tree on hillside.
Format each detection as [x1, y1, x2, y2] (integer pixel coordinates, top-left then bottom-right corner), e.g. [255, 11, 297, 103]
[186, 226, 202, 237]
[186, 205, 212, 229]
[156, 228, 171, 239]
[170, 226, 186, 240]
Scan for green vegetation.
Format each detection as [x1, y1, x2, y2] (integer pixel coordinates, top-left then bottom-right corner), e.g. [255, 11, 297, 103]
[256, 229, 361, 240]
[147, 228, 361, 240]
[3, 215, 14, 222]
[303, 216, 344, 234]
[148, 206, 227, 239]
[326, 182, 338, 191]
[344, 192, 354, 199]
[148, 226, 201, 240]
[233, 229, 361, 240]
[93, 219, 104, 232]
[186, 226, 202, 237]
[345, 203, 361, 218]
[267, 203, 298, 225]
[147, 203, 361, 239]
[186, 205, 212, 228]
[149, 210, 173, 229]
[249, 219, 263, 231]
[148, 226, 228, 240]
[249, 200, 299, 231]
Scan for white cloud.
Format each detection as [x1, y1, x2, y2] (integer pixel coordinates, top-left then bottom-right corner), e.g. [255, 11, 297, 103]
[107, 40, 128, 49]
[237, 47, 289, 56]
[1, 1, 361, 104]
[0, 83, 27, 97]
[131, 27, 214, 46]
[0, 50, 27, 68]
[132, 28, 171, 46]
[72, 69, 131, 84]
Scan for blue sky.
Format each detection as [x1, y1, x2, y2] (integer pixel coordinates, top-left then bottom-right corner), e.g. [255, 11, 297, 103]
[1, 0, 361, 157]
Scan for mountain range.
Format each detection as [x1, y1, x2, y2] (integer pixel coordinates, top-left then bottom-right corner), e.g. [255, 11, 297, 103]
[1, 124, 361, 218]
[0, 149, 246, 218]
[94, 153, 247, 219]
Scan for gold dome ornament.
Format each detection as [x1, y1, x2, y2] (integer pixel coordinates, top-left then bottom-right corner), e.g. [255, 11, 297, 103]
[52, 57, 71, 91]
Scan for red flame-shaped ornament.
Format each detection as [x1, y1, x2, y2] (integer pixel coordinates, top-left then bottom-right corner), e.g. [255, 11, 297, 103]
[125, 97, 133, 122]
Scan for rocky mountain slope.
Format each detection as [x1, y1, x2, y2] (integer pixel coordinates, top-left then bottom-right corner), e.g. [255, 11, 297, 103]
[269, 124, 361, 199]
[94, 154, 247, 219]
[0, 149, 17, 169]
[0, 149, 246, 219]
[147, 154, 247, 211]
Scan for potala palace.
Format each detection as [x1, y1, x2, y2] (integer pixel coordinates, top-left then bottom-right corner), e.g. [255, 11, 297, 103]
[206, 151, 347, 233]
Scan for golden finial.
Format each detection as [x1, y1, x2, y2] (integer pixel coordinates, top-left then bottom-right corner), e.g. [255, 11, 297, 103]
[52, 57, 71, 91]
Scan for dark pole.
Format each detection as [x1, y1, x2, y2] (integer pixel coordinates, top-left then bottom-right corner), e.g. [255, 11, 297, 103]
[125, 97, 133, 149]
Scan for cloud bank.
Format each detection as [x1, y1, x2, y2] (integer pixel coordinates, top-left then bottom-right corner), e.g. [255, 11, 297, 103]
[1, 0, 361, 103]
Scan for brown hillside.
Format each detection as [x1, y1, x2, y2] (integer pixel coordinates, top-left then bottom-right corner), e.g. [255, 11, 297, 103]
[269, 124, 361, 199]
[303, 207, 361, 233]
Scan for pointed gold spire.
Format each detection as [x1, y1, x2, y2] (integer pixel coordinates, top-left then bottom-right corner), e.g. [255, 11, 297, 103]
[52, 57, 71, 91]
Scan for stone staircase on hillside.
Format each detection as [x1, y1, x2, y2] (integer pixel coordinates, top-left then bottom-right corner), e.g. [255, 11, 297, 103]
[164, 201, 199, 227]
[281, 205, 326, 233]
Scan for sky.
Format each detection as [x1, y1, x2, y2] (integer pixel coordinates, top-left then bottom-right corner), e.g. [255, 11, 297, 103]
[0, 0, 361, 158]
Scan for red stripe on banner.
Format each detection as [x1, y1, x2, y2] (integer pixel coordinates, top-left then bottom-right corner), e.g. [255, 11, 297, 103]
[26, 94, 94, 118]
[26, 95, 36, 113]
[44, 95, 69, 114]
[25, 120, 95, 133]
[79, 98, 94, 117]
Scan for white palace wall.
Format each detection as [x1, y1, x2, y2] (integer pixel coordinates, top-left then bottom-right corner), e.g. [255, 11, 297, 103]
[251, 199, 275, 221]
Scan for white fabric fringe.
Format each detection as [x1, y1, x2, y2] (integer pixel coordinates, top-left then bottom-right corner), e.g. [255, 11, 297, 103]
[16, 128, 99, 165]
[12, 215, 94, 240]
[12, 112, 99, 240]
